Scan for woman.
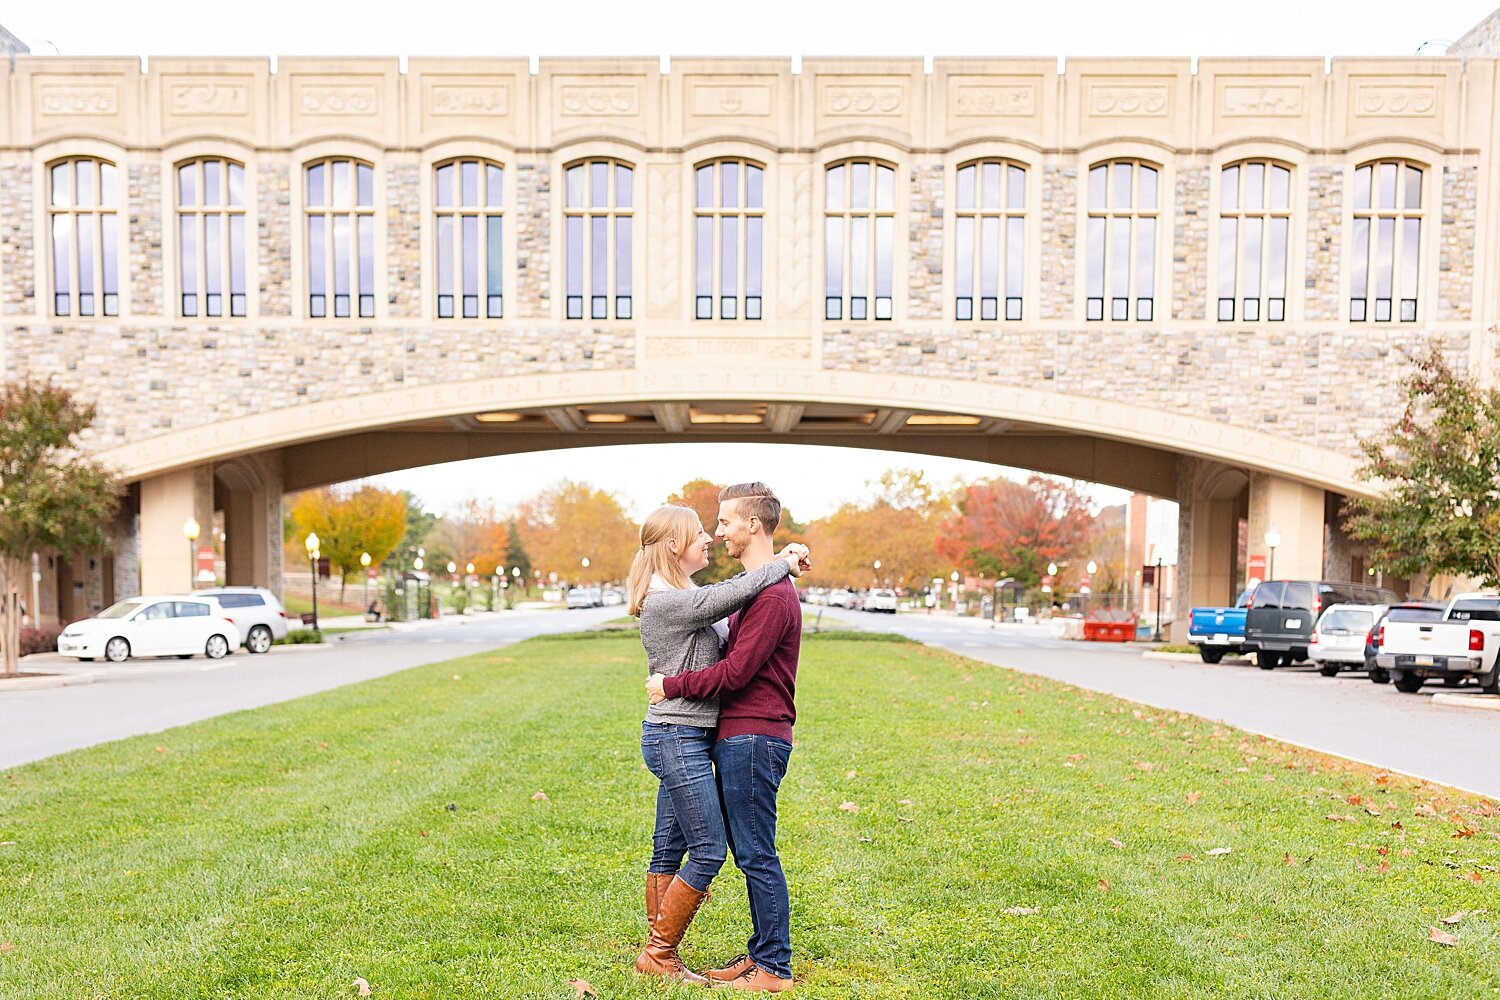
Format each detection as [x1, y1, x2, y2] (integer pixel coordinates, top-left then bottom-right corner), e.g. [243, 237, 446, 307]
[626, 503, 806, 984]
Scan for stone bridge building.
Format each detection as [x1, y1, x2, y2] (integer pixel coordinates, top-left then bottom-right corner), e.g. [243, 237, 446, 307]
[6, 31, 1500, 633]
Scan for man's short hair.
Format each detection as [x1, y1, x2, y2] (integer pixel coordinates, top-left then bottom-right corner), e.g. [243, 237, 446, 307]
[718, 481, 781, 534]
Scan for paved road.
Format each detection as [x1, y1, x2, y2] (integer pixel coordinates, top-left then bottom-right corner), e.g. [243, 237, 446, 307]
[811, 605, 1500, 799]
[0, 607, 617, 770]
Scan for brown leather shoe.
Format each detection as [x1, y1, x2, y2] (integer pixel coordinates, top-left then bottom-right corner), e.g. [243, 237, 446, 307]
[635, 876, 710, 984]
[645, 870, 675, 932]
[705, 954, 755, 982]
[720, 964, 793, 992]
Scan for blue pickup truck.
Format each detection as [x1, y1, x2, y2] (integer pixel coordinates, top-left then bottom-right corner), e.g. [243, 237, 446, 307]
[1187, 590, 1255, 663]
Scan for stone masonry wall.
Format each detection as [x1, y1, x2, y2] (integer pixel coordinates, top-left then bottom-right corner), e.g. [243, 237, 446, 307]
[257, 163, 291, 317]
[1171, 167, 1208, 321]
[907, 165, 943, 319]
[386, 162, 421, 317]
[1439, 165, 1477, 322]
[514, 161, 550, 318]
[1, 163, 33, 315]
[1303, 166, 1342, 321]
[128, 163, 163, 316]
[1039, 166, 1076, 319]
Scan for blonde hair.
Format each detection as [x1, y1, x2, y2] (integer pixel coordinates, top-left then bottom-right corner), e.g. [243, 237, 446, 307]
[627, 504, 703, 616]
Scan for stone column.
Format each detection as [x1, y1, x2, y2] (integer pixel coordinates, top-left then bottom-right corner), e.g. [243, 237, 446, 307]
[138, 466, 214, 595]
[1174, 458, 1252, 642]
[110, 495, 141, 603]
[1247, 472, 1326, 583]
[217, 452, 284, 595]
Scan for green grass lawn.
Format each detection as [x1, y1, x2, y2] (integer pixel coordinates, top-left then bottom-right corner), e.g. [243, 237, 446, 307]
[2, 631, 1498, 998]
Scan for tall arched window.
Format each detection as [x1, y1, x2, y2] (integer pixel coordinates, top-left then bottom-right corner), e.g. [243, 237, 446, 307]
[176, 158, 248, 318]
[954, 160, 1025, 321]
[1351, 160, 1423, 323]
[1086, 159, 1158, 322]
[1218, 161, 1291, 323]
[564, 159, 633, 320]
[695, 159, 764, 320]
[434, 159, 504, 319]
[48, 157, 119, 317]
[305, 158, 376, 318]
[825, 160, 895, 321]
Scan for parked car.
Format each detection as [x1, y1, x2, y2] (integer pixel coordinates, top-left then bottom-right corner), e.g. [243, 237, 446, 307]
[1186, 589, 1254, 663]
[601, 588, 624, 606]
[1365, 602, 1445, 684]
[827, 589, 853, 608]
[1309, 603, 1387, 676]
[198, 586, 289, 654]
[1377, 592, 1500, 694]
[866, 588, 898, 613]
[1244, 580, 1397, 670]
[57, 595, 242, 663]
[566, 586, 602, 609]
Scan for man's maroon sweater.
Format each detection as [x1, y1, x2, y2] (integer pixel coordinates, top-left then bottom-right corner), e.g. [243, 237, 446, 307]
[661, 576, 801, 742]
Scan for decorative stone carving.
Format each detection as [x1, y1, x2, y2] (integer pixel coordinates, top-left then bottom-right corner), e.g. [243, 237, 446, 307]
[824, 85, 903, 116]
[167, 82, 249, 116]
[648, 164, 680, 313]
[298, 85, 379, 115]
[689, 84, 772, 117]
[38, 85, 117, 115]
[645, 336, 811, 360]
[784, 166, 813, 314]
[1088, 84, 1169, 117]
[559, 85, 638, 116]
[954, 84, 1036, 117]
[1354, 85, 1438, 117]
[429, 85, 509, 116]
[1221, 85, 1302, 117]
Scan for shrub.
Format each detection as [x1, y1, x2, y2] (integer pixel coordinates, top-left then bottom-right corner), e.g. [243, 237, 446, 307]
[273, 629, 325, 646]
[20, 625, 64, 656]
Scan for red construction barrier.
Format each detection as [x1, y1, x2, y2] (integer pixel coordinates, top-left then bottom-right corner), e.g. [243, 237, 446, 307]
[1082, 610, 1136, 643]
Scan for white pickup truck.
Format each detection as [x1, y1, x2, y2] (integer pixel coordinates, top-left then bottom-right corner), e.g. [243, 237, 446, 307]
[1377, 592, 1500, 694]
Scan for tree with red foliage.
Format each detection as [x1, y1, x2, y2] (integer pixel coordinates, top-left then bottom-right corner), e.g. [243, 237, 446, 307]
[934, 475, 1093, 589]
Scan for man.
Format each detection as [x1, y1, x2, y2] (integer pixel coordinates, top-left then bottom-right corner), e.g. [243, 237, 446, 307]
[646, 481, 801, 993]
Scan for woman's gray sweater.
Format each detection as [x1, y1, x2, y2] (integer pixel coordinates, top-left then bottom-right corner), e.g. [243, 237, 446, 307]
[639, 560, 792, 727]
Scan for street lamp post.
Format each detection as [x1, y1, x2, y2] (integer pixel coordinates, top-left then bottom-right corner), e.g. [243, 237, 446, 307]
[873, 559, 882, 587]
[950, 570, 960, 613]
[1153, 556, 1165, 642]
[182, 517, 201, 591]
[466, 562, 475, 612]
[1264, 525, 1282, 581]
[1083, 559, 1098, 616]
[360, 551, 372, 614]
[305, 532, 321, 634]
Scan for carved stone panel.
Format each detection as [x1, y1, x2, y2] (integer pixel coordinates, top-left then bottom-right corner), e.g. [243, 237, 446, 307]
[687, 82, 773, 118]
[429, 83, 510, 117]
[953, 83, 1037, 117]
[823, 84, 904, 116]
[557, 82, 640, 117]
[36, 83, 118, 116]
[647, 164, 680, 316]
[165, 80, 250, 117]
[1352, 83, 1438, 117]
[1219, 83, 1304, 118]
[1086, 83, 1170, 117]
[296, 82, 380, 116]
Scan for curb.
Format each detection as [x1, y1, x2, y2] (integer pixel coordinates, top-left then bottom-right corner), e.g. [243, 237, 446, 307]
[1431, 692, 1500, 713]
[1140, 651, 1253, 663]
[0, 674, 96, 692]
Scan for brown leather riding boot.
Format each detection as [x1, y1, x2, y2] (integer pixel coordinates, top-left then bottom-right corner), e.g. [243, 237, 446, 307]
[645, 870, 676, 933]
[634, 876, 710, 984]
[706, 954, 755, 983]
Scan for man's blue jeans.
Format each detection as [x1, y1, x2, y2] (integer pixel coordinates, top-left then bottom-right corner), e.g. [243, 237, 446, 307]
[713, 733, 794, 979]
[641, 721, 727, 892]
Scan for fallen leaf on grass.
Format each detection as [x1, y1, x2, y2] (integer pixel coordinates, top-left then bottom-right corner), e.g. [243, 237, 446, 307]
[858, 837, 874, 843]
[1347, 795, 1364, 806]
[418, 830, 429, 838]
[1003, 906, 1040, 916]
[839, 801, 859, 814]
[154, 746, 166, 754]
[1108, 837, 1126, 850]
[1325, 814, 1357, 823]
[531, 791, 549, 802]
[1355, 862, 1368, 873]
[846, 770, 857, 780]
[1377, 846, 1390, 856]
[1185, 791, 1202, 805]
[898, 799, 912, 806]
[1206, 847, 1232, 856]
[1415, 803, 1438, 818]
[352, 977, 373, 996]
[1067, 753, 1087, 763]
[897, 816, 913, 823]
[1364, 805, 1382, 817]
[1377, 862, 1390, 875]
[1463, 871, 1483, 884]
[1283, 853, 1296, 866]
[568, 980, 599, 998]
[1453, 826, 1477, 839]
[0, 942, 14, 953]
[452, 674, 461, 680]
[1375, 772, 1392, 786]
[1441, 911, 1469, 925]
[1135, 761, 1155, 772]
[0, 841, 14, 847]
[1176, 853, 1195, 862]
[1428, 927, 1459, 947]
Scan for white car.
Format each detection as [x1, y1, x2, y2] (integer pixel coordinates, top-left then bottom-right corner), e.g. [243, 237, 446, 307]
[198, 586, 289, 654]
[601, 589, 625, 606]
[57, 595, 243, 663]
[1310, 603, 1386, 677]
[866, 588, 898, 613]
[828, 589, 853, 608]
[567, 587, 602, 609]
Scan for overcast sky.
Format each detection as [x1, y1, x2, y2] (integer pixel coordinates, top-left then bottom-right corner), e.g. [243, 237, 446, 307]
[13, 1, 1489, 517]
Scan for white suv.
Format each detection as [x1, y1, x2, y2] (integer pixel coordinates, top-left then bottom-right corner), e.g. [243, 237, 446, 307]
[198, 587, 290, 654]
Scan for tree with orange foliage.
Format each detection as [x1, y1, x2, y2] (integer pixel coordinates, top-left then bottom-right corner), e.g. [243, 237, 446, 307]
[513, 480, 637, 584]
[437, 499, 510, 576]
[288, 485, 408, 599]
[802, 469, 946, 590]
[934, 474, 1092, 589]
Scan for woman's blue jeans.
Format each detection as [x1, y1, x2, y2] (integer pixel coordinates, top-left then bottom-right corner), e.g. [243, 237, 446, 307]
[641, 721, 728, 893]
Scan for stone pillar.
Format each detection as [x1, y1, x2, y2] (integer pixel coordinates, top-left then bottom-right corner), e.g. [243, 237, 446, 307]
[138, 466, 214, 595]
[110, 487, 141, 602]
[1248, 472, 1325, 583]
[1174, 458, 1251, 642]
[216, 452, 284, 596]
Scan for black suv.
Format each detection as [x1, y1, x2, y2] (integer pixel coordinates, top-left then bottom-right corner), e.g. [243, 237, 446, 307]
[1245, 580, 1397, 670]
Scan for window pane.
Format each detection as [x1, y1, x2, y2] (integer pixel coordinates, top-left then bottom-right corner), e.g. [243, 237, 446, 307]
[205, 215, 222, 298]
[591, 216, 608, 296]
[850, 217, 869, 297]
[721, 216, 737, 297]
[851, 162, 870, 210]
[1136, 217, 1155, 300]
[746, 216, 762, 297]
[1242, 217, 1261, 298]
[436, 164, 454, 208]
[876, 165, 894, 211]
[616, 216, 632, 298]
[308, 216, 326, 296]
[1089, 165, 1107, 210]
[101, 214, 117, 299]
[981, 162, 1002, 210]
[615, 165, 632, 209]
[1008, 165, 1025, 210]
[1111, 216, 1131, 298]
[332, 160, 350, 206]
[1244, 163, 1264, 211]
[179, 163, 197, 206]
[1377, 162, 1397, 210]
[590, 162, 608, 208]
[487, 164, 503, 208]
[566, 165, 584, 208]
[825, 217, 843, 299]
[722, 161, 739, 209]
[484, 216, 503, 301]
[1086, 217, 1105, 297]
[955, 217, 974, 297]
[461, 161, 478, 206]
[1401, 218, 1420, 304]
[980, 216, 1000, 297]
[875, 216, 893, 298]
[1139, 166, 1157, 212]
[1218, 217, 1236, 300]
[1268, 217, 1287, 298]
[307, 163, 325, 207]
[333, 216, 350, 296]
[696, 165, 713, 210]
[1220, 165, 1238, 211]
[1353, 165, 1371, 211]
[204, 160, 222, 206]
[77, 213, 95, 296]
[437, 216, 453, 298]
[748, 164, 765, 209]
[1375, 217, 1394, 297]
[357, 163, 374, 206]
[1006, 216, 1023, 299]
[462, 215, 478, 297]
[229, 215, 246, 297]
[180, 215, 198, 297]
[76, 161, 94, 206]
[696, 216, 712, 298]
[1351, 217, 1369, 297]
[1404, 166, 1422, 211]
[1113, 162, 1132, 208]
[1270, 166, 1290, 211]
[956, 165, 975, 211]
[52, 215, 70, 301]
[566, 216, 583, 296]
[826, 164, 844, 211]
[51, 163, 69, 207]
[99, 161, 116, 207]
